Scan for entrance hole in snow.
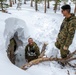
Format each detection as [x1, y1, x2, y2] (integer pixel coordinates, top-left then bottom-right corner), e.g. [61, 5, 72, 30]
[4, 17, 29, 67]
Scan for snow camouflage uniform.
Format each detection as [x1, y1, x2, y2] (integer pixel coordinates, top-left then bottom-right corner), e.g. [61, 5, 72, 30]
[55, 14, 76, 58]
[7, 38, 17, 64]
[25, 42, 40, 62]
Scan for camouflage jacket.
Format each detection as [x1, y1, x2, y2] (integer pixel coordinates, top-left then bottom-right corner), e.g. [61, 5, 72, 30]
[25, 42, 40, 59]
[57, 14, 76, 47]
[8, 38, 17, 53]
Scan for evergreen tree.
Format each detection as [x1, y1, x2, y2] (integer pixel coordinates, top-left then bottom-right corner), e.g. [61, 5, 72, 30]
[0, 0, 6, 11]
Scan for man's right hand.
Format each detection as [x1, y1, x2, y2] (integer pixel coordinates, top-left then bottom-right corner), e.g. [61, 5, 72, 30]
[63, 46, 68, 50]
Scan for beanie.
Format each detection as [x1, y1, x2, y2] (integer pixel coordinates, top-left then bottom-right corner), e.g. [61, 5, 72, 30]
[61, 4, 71, 10]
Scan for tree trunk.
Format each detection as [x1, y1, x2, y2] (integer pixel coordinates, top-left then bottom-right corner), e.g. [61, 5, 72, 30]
[64, 1, 66, 5]
[44, 0, 46, 13]
[35, 0, 38, 11]
[31, 0, 33, 7]
[13, 0, 14, 4]
[24, 0, 26, 4]
[10, 0, 12, 7]
[74, 3, 76, 14]
[1, 1, 3, 11]
[54, 0, 58, 13]
[15, 0, 16, 3]
[47, 0, 50, 8]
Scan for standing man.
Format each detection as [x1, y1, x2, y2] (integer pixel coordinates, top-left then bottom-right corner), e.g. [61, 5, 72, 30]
[25, 38, 40, 62]
[55, 5, 76, 59]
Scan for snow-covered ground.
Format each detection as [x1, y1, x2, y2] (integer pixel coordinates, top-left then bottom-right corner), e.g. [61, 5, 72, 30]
[0, 1, 76, 75]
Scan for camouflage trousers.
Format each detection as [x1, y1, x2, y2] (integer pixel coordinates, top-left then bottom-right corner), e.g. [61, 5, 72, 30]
[7, 52, 15, 64]
[55, 40, 69, 58]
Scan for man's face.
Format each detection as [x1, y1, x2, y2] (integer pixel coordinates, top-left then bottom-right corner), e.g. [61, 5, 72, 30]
[28, 39, 33, 45]
[61, 9, 68, 16]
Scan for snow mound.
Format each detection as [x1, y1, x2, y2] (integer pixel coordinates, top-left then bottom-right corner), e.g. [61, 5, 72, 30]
[0, 16, 30, 75]
[4, 17, 30, 67]
[4, 17, 29, 46]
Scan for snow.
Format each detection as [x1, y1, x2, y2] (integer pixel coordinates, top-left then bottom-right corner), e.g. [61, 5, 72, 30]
[0, 1, 76, 75]
[26, 61, 75, 75]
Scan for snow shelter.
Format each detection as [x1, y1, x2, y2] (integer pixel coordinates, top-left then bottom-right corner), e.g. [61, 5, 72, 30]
[4, 18, 29, 67]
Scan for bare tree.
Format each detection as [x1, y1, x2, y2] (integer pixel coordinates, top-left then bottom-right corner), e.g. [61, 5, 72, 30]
[15, 0, 16, 3]
[31, 0, 33, 7]
[9, 0, 12, 7]
[13, 0, 14, 4]
[54, 0, 58, 13]
[24, 0, 26, 4]
[47, 0, 50, 8]
[64, 0, 66, 5]
[74, 1, 76, 14]
[44, 0, 46, 13]
[67, 70, 70, 75]
[16, 0, 21, 10]
[35, 0, 38, 11]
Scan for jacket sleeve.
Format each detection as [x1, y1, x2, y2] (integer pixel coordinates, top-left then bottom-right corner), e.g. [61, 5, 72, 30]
[65, 23, 75, 47]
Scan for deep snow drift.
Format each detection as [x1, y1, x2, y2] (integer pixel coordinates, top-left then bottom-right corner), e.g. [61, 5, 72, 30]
[4, 18, 29, 67]
[0, 14, 30, 75]
[0, 1, 76, 75]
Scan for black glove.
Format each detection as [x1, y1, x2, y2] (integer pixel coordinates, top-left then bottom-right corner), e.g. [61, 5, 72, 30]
[31, 49, 35, 53]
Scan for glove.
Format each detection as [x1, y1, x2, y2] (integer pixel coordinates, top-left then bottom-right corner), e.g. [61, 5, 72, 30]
[31, 49, 35, 53]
